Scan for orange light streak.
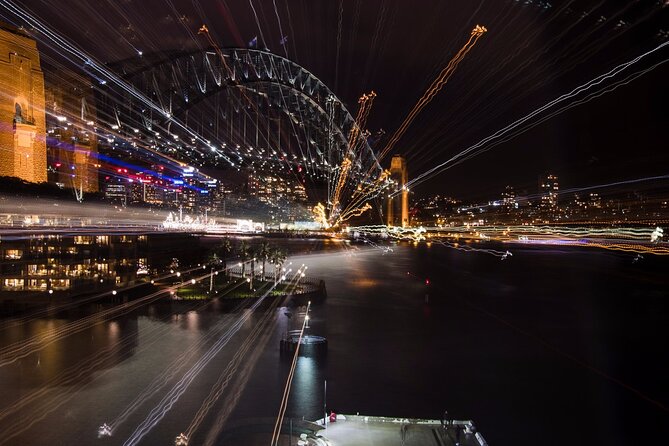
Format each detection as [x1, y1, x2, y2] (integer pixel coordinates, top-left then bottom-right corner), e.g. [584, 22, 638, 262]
[377, 25, 487, 163]
[330, 91, 377, 218]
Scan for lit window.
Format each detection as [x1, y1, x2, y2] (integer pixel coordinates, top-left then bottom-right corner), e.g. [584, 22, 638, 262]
[27, 279, 48, 291]
[51, 279, 71, 290]
[3, 278, 24, 290]
[4, 249, 22, 259]
[27, 264, 49, 276]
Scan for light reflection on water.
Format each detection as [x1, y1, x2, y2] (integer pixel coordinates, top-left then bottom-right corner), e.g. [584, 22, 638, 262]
[290, 356, 322, 420]
[185, 310, 200, 331]
[0, 239, 667, 446]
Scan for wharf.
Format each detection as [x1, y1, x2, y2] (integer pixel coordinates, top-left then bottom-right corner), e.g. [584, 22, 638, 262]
[317, 414, 487, 446]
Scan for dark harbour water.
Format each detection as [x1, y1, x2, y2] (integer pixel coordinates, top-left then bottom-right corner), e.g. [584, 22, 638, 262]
[0, 239, 668, 445]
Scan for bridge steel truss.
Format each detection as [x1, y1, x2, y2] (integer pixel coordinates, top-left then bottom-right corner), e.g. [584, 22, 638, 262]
[100, 48, 381, 185]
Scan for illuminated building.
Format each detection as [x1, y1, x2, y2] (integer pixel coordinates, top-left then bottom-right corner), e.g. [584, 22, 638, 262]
[539, 173, 559, 211]
[167, 174, 220, 214]
[0, 233, 202, 295]
[248, 171, 308, 207]
[0, 23, 47, 183]
[143, 182, 168, 206]
[0, 234, 148, 294]
[129, 180, 146, 204]
[104, 183, 128, 206]
[45, 80, 99, 193]
[245, 171, 309, 222]
[178, 167, 200, 211]
[386, 155, 409, 227]
[589, 192, 602, 209]
[181, 186, 198, 211]
[195, 180, 220, 214]
[502, 185, 517, 210]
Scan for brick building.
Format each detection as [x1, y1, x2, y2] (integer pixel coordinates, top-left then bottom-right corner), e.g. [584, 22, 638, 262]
[0, 23, 47, 183]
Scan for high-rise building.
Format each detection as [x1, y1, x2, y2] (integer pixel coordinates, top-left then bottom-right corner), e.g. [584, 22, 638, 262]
[386, 155, 409, 227]
[0, 23, 47, 183]
[502, 185, 516, 211]
[589, 192, 602, 209]
[104, 183, 127, 206]
[539, 173, 559, 211]
[247, 171, 308, 206]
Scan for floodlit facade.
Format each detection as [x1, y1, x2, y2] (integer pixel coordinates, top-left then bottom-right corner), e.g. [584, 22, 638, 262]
[0, 23, 47, 183]
[386, 155, 409, 227]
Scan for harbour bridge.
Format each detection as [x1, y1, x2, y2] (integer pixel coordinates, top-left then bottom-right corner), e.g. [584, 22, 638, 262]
[95, 47, 385, 217]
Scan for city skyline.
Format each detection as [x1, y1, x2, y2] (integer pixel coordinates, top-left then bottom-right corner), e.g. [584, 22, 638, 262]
[0, 2, 667, 445]
[0, 1, 665, 203]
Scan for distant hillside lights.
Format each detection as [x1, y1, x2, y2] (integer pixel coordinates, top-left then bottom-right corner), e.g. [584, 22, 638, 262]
[0, 23, 47, 183]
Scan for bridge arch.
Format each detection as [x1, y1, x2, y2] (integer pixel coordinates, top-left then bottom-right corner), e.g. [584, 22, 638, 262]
[101, 48, 380, 182]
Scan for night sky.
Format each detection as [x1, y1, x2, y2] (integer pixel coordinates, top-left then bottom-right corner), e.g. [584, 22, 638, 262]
[3, 0, 668, 200]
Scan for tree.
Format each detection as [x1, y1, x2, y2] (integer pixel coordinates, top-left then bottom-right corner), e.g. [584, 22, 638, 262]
[237, 240, 250, 278]
[270, 247, 287, 283]
[216, 237, 233, 276]
[206, 252, 221, 292]
[258, 240, 271, 281]
[207, 252, 221, 266]
[249, 246, 257, 279]
[248, 245, 258, 290]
